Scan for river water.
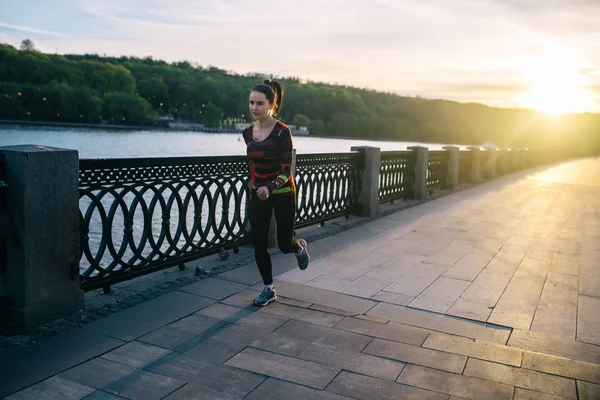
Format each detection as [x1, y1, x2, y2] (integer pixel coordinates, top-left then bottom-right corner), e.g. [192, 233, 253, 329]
[0, 125, 469, 158]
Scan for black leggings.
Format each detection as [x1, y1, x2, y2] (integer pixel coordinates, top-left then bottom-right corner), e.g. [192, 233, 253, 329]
[250, 190, 301, 285]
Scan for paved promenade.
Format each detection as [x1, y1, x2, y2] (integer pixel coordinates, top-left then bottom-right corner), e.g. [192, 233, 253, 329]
[1, 157, 600, 399]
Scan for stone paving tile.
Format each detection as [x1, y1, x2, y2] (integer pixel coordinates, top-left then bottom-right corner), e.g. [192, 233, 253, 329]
[374, 252, 427, 276]
[58, 358, 186, 400]
[577, 381, 600, 400]
[327, 370, 449, 400]
[0, 329, 124, 399]
[5, 376, 95, 400]
[195, 303, 288, 331]
[488, 276, 545, 331]
[397, 364, 513, 400]
[364, 338, 467, 373]
[137, 325, 210, 350]
[442, 248, 496, 281]
[308, 304, 356, 317]
[298, 342, 405, 381]
[246, 378, 352, 400]
[458, 267, 514, 309]
[275, 320, 372, 351]
[220, 289, 263, 308]
[551, 253, 580, 276]
[334, 316, 429, 346]
[446, 297, 493, 321]
[425, 241, 473, 267]
[512, 388, 563, 400]
[578, 295, 600, 346]
[258, 302, 345, 327]
[101, 341, 172, 369]
[463, 358, 576, 399]
[409, 277, 471, 313]
[253, 331, 311, 357]
[522, 351, 600, 384]
[267, 280, 377, 314]
[512, 260, 551, 282]
[337, 275, 392, 298]
[371, 290, 414, 306]
[84, 291, 215, 342]
[508, 329, 600, 365]
[178, 277, 248, 300]
[217, 265, 263, 285]
[225, 347, 339, 389]
[162, 383, 241, 399]
[384, 262, 448, 296]
[146, 353, 265, 397]
[305, 275, 353, 291]
[404, 236, 453, 257]
[367, 302, 510, 344]
[177, 324, 271, 362]
[530, 273, 578, 340]
[82, 392, 124, 400]
[423, 333, 522, 366]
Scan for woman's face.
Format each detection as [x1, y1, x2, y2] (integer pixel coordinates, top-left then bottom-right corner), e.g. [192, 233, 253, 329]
[249, 91, 272, 121]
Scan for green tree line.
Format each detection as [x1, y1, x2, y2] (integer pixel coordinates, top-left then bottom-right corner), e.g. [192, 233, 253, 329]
[1, 41, 598, 154]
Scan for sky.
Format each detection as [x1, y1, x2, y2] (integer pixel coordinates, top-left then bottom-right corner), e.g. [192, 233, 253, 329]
[2, 0, 600, 114]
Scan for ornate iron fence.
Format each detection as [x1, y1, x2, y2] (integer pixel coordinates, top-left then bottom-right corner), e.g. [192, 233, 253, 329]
[79, 152, 366, 290]
[78, 156, 251, 291]
[294, 152, 364, 228]
[427, 151, 448, 193]
[379, 151, 414, 203]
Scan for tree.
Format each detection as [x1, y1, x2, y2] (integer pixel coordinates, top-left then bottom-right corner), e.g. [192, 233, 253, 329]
[20, 39, 35, 51]
[292, 113, 310, 127]
[203, 102, 223, 127]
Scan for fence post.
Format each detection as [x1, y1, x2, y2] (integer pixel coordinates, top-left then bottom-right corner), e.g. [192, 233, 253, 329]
[350, 146, 380, 217]
[0, 145, 83, 333]
[468, 146, 481, 182]
[408, 146, 428, 200]
[442, 146, 459, 190]
[268, 149, 297, 248]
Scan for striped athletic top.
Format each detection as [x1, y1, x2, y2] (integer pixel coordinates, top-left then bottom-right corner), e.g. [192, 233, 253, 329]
[242, 120, 296, 195]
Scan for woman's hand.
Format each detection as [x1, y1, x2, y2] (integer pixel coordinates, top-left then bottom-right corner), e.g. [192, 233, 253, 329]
[257, 186, 270, 201]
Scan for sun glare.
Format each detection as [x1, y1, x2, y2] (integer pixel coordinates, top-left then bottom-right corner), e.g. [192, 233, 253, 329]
[521, 48, 596, 115]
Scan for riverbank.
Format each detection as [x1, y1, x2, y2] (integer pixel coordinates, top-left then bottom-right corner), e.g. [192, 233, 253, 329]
[0, 119, 246, 134]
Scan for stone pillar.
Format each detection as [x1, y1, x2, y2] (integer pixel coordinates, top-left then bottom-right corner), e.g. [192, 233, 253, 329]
[268, 149, 297, 248]
[442, 146, 459, 190]
[512, 149, 520, 171]
[485, 150, 496, 178]
[521, 149, 529, 169]
[0, 145, 84, 333]
[502, 150, 511, 174]
[408, 146, 428, 200]
[468, 146, 481, 183]
[350, 146, 380, 217]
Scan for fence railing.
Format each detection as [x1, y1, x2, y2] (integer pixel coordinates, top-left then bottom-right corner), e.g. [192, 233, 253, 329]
[78, 155, 251, 291]
[378, 151, 414, 204]
[427, 151, 448, 193]
[78, 152, 366, 290]
[295, 153, 363, 228]
[2, 142, 573, 331]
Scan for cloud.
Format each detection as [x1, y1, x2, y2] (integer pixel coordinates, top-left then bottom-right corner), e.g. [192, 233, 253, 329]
[0, 22, 70, 37]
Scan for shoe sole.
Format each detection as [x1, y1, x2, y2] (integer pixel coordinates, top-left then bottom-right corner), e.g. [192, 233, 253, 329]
[298, 239, 310, 270]
[253, 296, 277, 306]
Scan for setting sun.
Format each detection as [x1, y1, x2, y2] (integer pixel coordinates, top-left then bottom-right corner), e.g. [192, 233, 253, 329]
[520, 48, 597, 115]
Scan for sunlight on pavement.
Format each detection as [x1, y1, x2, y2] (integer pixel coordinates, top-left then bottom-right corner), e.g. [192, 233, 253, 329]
[528, 158, 600, 187]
